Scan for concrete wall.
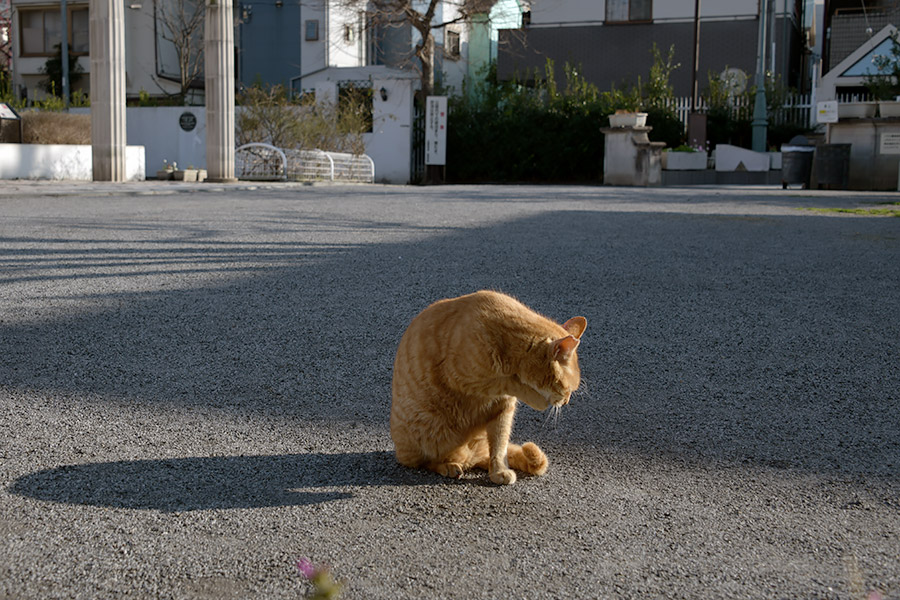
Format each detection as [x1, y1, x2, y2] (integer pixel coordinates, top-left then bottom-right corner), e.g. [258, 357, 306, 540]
[312, 74, 415, 183]
[73, 106, 207, 176]
[368, 77, 414, 184]
[67, 76, 414, 182]
[827, 119, 900, 190]
[0, 143, 145, 180]
[126, 107, 207, 175]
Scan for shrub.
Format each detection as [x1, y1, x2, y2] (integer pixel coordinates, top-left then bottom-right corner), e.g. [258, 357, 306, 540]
[447, 50, 685, 183]
[236, 84, 370, 155]
[21, 111, 91, 144]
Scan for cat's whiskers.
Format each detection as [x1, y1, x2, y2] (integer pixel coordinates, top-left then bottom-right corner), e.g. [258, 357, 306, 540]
[574, 374, 594, 401]
[542, 403, 563, 431]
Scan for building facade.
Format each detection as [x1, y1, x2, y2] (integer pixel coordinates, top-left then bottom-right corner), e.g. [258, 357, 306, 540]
[498, 0, 809, 97]
[7, 0, 521, 103]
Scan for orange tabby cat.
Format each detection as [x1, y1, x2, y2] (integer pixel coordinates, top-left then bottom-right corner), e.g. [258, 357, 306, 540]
[390, 290, 586, 485]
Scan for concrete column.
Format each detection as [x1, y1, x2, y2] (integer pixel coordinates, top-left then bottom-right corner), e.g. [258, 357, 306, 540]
[89, 0, 126, 181]
[204, 0, 237, 182]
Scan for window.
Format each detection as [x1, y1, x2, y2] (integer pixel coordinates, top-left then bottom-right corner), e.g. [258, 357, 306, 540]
[20, 6, 89, 56]
[444, 30, 460, 60]
[605, 0, 651, 23]
[304, 19, 318, 41]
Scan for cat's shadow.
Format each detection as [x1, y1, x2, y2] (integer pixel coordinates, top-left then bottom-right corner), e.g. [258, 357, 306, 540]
[9, 451, 435, 512]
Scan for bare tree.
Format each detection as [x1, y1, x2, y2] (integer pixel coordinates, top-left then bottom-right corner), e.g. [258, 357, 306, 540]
[338, 0, 509, 98]
[155, 0, 205, 102]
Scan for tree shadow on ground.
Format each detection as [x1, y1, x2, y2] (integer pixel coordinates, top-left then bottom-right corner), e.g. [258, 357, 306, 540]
[2, 206, 899, 484]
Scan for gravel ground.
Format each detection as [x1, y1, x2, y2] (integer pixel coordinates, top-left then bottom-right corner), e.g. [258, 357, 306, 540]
[1, 181, 898, 599]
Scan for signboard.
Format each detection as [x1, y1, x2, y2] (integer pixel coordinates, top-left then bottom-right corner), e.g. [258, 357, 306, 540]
[880, 132, 900, 154]
[179, 111, 197, 132]
[0, 103, 20, 120]
[816, 100, 839, 124]
[424, 96, 447, 166]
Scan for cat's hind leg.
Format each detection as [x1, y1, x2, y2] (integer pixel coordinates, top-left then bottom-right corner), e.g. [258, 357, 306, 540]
[427, 434, 492, 479]
[426, 443, 474, 479]
[507, 442, 549, 476]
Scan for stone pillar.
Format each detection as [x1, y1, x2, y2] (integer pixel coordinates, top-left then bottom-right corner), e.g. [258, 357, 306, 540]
[601, 126, 666, 187]
[89, 0, 126, 181]
[204, 0, 237, 182]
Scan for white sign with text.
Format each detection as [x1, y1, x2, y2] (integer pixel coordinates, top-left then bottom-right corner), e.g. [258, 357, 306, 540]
[425, 96, 448, 166]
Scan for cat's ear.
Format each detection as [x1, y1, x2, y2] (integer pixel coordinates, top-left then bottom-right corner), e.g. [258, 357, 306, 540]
[552, 335, 580, 362]
[562, 316, 587, 339]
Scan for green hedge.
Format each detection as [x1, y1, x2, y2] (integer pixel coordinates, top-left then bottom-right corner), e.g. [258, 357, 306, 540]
[446, 60, 685, 183]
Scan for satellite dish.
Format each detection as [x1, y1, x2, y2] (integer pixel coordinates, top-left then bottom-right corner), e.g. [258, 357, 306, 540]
[720, 68, 748, 96]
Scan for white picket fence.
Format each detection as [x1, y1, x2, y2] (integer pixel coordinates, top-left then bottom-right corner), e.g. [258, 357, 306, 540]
[668, 92, 877, 133]
[668, 93, 815, 131]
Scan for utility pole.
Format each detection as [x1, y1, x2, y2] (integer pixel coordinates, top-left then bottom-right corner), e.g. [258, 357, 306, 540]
[61, 0, 69, 107]
[687, 0, 707, 149]
[690, 0, 701, 113]
[751, 0, 769, 152]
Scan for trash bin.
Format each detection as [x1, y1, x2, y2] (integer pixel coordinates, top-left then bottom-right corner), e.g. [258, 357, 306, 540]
[814, 143, 851, 190]
[781, 135, 815, 189]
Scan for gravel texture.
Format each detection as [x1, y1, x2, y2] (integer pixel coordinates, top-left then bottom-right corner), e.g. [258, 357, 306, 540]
[1, 181, 898, 599]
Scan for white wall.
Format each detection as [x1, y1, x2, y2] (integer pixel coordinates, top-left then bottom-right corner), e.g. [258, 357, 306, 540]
[309, 72, 415, 184]
[0, 143, 145, 180]
[327, 2, 364, 67]
[73, 106, 207, 175]
[367, 77, 414, 184]
[301, 1, 328, 79]
[127, 107, 207, 174]
[70, 71, 415, 183]
[124, 3, 181, 98]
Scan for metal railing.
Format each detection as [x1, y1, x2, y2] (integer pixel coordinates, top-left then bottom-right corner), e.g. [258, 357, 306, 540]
[235, 143, 375, 183]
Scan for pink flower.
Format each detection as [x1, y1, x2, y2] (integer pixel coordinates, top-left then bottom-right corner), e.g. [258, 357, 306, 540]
[296, 558, 316, 579]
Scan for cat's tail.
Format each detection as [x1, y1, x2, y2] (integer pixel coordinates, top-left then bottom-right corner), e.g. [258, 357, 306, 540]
[507, 442, 548, 476]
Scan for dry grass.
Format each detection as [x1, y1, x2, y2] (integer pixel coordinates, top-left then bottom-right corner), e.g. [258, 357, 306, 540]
[22, 111, 91, 145]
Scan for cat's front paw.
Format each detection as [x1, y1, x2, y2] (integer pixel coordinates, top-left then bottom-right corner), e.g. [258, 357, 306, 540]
[436, 462, 464, 479]
[490, 468, 517, 485]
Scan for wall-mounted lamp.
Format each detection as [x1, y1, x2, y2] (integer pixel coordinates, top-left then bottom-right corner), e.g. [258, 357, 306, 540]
[275, 0, 283, 7]
[241, 4, 251, 22]
[379, 87, 388, 101]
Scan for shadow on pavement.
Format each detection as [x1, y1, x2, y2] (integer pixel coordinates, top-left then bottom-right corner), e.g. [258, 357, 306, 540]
[2, 206, 899, 484]
[8, 451, 430, 511]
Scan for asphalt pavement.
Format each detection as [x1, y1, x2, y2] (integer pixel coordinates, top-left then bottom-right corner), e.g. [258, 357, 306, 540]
[1, 180, 899, 599]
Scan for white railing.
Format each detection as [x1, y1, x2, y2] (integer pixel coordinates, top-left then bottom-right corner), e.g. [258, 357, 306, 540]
[668, 93, 815, 132]
[235, 143, 287, 181]
[668, 92, 886, 133]
[236, 143, 375, 183]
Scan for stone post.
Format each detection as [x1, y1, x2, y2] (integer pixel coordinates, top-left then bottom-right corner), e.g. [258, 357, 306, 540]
[204, 0, 237, 182]
[601, 119, 665, 187]
[89, 0, 127, 181]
